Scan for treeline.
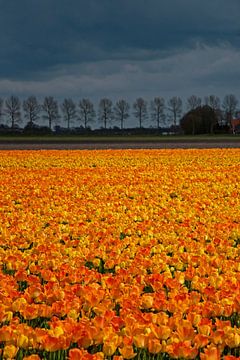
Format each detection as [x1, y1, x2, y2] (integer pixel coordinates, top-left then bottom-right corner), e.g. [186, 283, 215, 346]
[0, 94, 239, 135]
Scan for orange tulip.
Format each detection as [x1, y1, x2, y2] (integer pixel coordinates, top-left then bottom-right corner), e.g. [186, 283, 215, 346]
[23, 356, 41, 360]
[103, 341, 118, 357]
[150, 324, 171, 340]
[12, 297, 28, 312]
[147, 338, 162, 354]
[193, 334, 209, 348]
[141, 294, 153, 309]
[133, 334, 147, 348]
[200, 345, 221, 360]
[198, 324, 212, 336]
[20, 304, 39, 320]
[77, 329, 93, 349]
[102, 332, 120, 356]
[167, 341, 198, 359]
[224, 332, 240, 348]
[119, 345, 136, 359]
[3, 345, 18, 359]
[177, 324, 195, 342]
[211, 329, 225, 345]
[69, 348, 88, 360]
[16, 334, 29, 348]
[0, 149, 240, 359]
[42, 334, 68, 352]
[0, 327, 12, 342]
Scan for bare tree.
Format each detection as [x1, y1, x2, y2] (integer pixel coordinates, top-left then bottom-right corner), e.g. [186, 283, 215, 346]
[222, 94, 239, 125]
[61, 98, 76, 130]
[186, 95, 201, 111]
[42, 96, 59, 130]
[204, 95, 222, 125]
[98, 98, 113, 129]
[114, 99, 130, 129]
[168, 96, 182, 126]
[79, 99, 95, 129]
[0, 98, 4, 123]
[204, 95, 220, 111]
[151, 97, 165, 128]
[23, 96, 41, 125]
[5, 95, 21, 129]
[133, 97, 148, 128]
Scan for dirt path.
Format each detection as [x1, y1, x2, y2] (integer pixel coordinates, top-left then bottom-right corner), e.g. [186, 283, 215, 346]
[0, 141, 239, 150]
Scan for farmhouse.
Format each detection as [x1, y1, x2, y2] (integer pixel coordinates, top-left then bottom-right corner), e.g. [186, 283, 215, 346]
[230, 117, 240, 134]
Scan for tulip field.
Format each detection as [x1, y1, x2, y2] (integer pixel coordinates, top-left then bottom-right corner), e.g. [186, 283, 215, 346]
[0, 149, 239, 360]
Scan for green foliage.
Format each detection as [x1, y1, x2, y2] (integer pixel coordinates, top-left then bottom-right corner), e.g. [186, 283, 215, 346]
[17, 280, 28, 291]
[232, 237, 240, 248]
[85, 258, 115, 274]
[180, 106, 218, 135]
[2, 263, 16, 276]
[143, 284, 154, 293]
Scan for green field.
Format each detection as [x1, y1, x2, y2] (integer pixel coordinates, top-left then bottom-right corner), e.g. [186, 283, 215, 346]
[0, 134, 239, 143]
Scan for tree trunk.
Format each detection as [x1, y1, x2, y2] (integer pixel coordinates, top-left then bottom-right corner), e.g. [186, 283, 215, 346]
[192, 118, 195, 135]
[104, 114, 107, 129]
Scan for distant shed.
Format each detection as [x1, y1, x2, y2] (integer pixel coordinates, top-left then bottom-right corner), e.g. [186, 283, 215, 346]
[230, 118, 240, 134]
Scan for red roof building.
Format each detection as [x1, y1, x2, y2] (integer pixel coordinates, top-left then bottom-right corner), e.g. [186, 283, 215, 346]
[230, 118, 240, 134]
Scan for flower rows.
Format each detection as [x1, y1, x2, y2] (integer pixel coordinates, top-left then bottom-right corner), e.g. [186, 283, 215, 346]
[0, 149, 239, 359]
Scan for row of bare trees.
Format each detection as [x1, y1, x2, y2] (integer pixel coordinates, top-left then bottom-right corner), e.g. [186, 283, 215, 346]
[0, 94, 238, 130]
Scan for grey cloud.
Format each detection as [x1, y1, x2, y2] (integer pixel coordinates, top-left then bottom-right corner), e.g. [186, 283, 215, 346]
[0, 0, 240, 80]
[0, 43, 239, 104]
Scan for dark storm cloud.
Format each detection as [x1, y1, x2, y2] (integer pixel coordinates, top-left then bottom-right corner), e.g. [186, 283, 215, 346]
[0, 0, 239, 79]
[0, 0, 240, 102]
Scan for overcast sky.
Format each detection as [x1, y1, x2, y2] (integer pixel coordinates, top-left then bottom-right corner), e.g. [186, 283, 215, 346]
[0, 0, 240, 108]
